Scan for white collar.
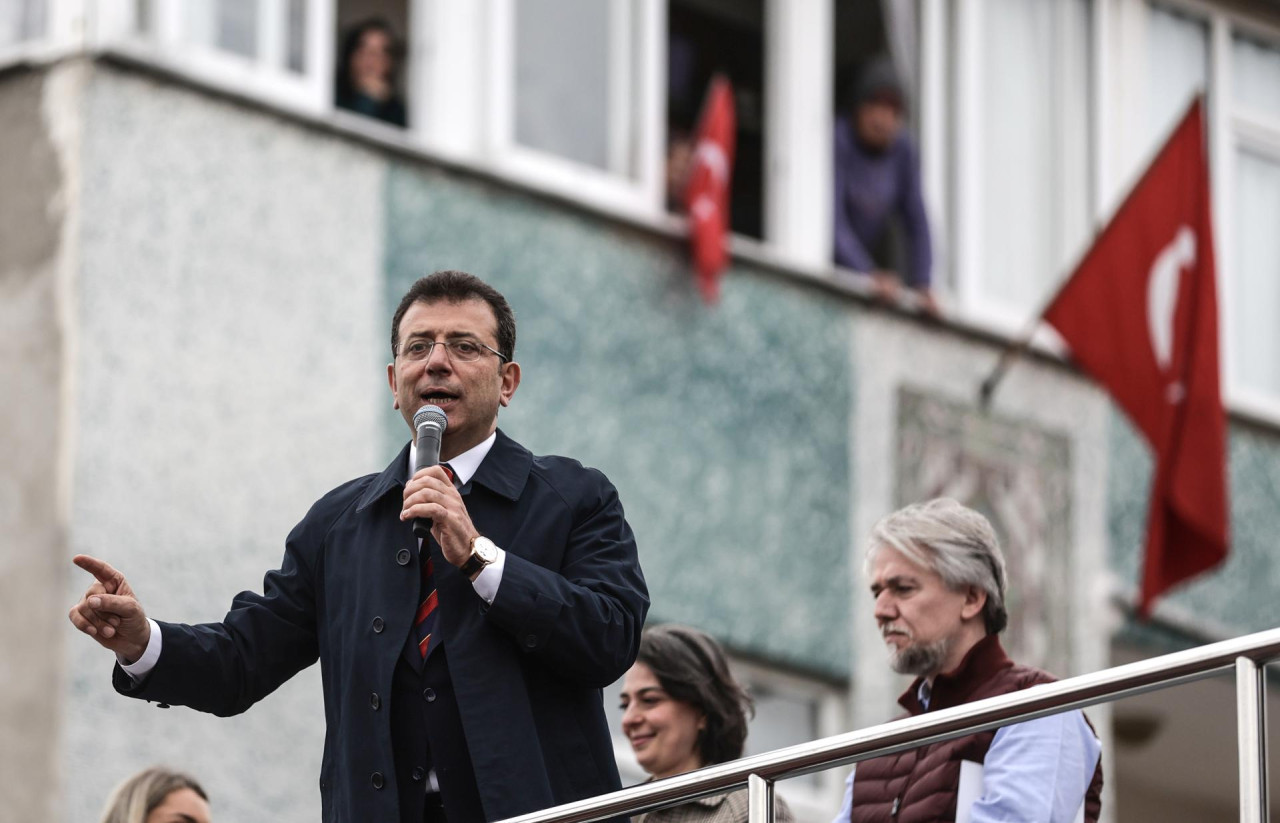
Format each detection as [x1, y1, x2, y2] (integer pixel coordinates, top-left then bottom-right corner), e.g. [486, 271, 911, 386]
[407, 431, 497, 486]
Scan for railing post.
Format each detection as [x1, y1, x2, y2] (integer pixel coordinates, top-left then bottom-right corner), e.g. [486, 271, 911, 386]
[748, 774, 775, 823]
[1236, 656, 1269, 823]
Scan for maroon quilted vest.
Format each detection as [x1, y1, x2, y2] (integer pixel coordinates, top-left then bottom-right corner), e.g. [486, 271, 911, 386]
[850, 635, 1103, 823]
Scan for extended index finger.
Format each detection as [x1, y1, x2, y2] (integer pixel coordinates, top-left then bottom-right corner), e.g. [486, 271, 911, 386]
[73, 555, 123, 590]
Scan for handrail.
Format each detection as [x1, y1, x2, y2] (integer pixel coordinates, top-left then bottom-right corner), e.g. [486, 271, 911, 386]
[499, 626, 1280, 823]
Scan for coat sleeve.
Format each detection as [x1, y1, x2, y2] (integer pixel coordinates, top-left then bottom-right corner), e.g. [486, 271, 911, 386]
[480, 468, 649, 688]
[112, 501, 331, 716]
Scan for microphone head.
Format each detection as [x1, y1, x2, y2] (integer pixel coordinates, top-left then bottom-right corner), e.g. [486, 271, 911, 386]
[414, 404, 448, 433]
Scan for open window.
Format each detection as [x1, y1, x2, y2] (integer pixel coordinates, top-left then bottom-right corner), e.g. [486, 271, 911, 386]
[333, 0, 410, 128]
[666, 0, 766, 239]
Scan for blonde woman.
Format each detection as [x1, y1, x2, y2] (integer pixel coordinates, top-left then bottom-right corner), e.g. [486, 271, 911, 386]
[98, 767, 211, 823]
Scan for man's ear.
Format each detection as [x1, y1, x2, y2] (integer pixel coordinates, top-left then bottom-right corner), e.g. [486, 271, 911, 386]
[961, 585, 988, 622]
[387, 363, 399, 409]
[499, 361, 521, 407]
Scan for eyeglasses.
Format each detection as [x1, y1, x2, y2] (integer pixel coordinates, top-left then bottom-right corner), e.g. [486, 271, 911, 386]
[397, 338, 507, 363]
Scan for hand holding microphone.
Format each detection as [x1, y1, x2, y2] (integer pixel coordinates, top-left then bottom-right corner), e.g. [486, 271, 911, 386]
[411, 404, 447, 539]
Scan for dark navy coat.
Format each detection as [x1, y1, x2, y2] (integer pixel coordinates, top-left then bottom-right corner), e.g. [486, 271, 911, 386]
[115, 429, 649, 820]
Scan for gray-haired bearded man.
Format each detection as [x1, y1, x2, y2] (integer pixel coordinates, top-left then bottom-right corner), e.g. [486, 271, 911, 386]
[833, 498, 1103, 823]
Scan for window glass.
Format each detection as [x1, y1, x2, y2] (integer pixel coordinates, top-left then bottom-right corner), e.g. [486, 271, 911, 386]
[1232, 34, 1280, 120]
[1145, 5, 1208, 150]
[976, 0, 1090, 314]
[1230, 149, 1280, 398]
[285, 0, 306, 74]
[515, 0, 634, 176]
[216, 0, 258, 58]
[0, 0, 46, 46]
[185, 0, 258, 59]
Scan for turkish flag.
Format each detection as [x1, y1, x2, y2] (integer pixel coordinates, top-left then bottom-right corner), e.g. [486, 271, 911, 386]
[1042, 98, 1227, 616]
[685, 74, 736, 303]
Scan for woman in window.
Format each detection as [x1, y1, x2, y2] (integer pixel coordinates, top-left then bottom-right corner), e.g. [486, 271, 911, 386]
[620, 624, 795, 822]
[335, 18, 407, 128]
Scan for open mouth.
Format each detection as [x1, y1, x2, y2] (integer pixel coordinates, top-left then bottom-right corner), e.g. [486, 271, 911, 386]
[421, 390, 460, 407]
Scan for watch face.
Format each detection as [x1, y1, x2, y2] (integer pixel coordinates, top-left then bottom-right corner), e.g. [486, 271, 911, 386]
[475, 537, 497, 563]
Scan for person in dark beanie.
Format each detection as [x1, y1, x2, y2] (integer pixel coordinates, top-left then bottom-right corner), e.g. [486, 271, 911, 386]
[833, 56, 937, 315]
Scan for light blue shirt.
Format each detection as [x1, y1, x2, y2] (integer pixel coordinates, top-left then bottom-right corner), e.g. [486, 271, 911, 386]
[831, 682, 1101, 823]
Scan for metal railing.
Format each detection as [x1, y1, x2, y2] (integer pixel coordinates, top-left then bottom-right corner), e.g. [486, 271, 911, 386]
[500, 626, 1280, 823]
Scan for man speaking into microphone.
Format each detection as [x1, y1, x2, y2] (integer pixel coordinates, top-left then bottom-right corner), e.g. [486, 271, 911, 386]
[68, 270, 649, 822]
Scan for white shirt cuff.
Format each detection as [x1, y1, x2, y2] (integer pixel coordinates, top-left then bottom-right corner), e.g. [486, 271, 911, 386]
[470, 549, 505, 605]
[119, 618, 162, 681]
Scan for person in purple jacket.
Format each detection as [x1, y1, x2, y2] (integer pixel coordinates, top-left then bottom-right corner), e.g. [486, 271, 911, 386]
[833, 57, 938, 316]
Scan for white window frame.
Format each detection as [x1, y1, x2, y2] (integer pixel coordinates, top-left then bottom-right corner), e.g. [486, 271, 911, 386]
[948, 0, 1098, 335]
[90, 0, 333, 117]
[483, 0, 665, 223]
[0, 0, 87, 67]
[764, 0, 833, 272]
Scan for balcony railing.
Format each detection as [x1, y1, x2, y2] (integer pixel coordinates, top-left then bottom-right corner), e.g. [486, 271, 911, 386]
[500, 627, 1280, 823]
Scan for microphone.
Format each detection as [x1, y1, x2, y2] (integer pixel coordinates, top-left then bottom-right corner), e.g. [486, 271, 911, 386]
[412, 404, 448, 539]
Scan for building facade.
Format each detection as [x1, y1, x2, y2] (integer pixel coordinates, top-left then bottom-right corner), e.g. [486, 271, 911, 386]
[2, 1, 1280, 821]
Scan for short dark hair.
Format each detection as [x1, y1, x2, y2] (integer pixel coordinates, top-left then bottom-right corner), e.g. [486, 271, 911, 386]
[637, 624, 754, 766]
[390, 270, 517, 362]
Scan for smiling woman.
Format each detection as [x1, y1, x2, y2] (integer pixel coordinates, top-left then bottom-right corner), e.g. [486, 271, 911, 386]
[619, 625, 795, 823]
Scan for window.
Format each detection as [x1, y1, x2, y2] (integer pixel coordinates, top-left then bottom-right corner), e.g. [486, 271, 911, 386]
[333, 1, 410, 128]
[91, 1, 333, 113]
[952, 0, 1092, 326]
[1227, 32, 1280, 403]
[0, 0, 45, 48]
[488, 0, 662, 216]
[666, 0, 766, 238]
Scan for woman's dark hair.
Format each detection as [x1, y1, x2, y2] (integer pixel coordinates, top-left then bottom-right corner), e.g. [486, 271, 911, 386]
[336, 18, 399, 99]
[638, 624, 754, 766]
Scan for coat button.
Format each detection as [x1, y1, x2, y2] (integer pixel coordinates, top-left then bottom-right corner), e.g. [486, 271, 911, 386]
[412, 767, 426, 782]
[370, 692, 381, 711]
[371, 771, 384, 790]
[372, 616, 385, 633]
[524, 634, 537, 648]
[396, 548, 412, 566]
[423, 688, 436, 702]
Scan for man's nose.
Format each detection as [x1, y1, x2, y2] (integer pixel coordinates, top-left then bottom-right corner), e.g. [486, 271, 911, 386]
[874, 591, 897, 620]
[424, 341, 453, 372]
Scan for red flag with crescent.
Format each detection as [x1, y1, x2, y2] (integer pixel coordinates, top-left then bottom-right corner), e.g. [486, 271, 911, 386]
[1042, 97, 1227, 616]
[685, 75, 736, 304]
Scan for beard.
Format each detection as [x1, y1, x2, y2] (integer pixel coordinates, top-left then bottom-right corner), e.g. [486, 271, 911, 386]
[883, 628, 951, 677]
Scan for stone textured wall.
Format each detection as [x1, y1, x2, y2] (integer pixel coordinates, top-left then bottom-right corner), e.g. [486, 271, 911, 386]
[0, 64, 73, 823]
[60, 66, 385, 822]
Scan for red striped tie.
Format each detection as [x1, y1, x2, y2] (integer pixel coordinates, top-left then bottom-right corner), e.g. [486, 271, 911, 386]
[412, 464, 453, 659]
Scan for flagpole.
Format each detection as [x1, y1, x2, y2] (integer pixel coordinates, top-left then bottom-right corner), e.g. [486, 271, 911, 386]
[978, 317, 1042, 410]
